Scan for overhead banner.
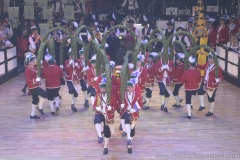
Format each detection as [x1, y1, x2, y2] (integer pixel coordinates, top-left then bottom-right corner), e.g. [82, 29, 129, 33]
[8, 7, 19, 22]
[43, 8, 53, 20]
[24, 6, 34, 19]
[39, 23, 49, 37]
[64, 5, 75, 21]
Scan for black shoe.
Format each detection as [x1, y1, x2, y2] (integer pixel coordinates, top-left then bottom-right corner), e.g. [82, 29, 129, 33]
[127, 139, 131, 145]
[191, 105, 193, 109]
[59, 96, 62, 100]
[205, 111, 213, 117]
[84, 100, 89, 108]
[98, 137, 103, 144]
[119, 124, 123, 131]
[198, 106, 205, 111]
[103, 148, 108, 155]
[56, 107, 60, 114]
[164, 107, 168, 112]
[30, 115, 40, 119]
[172, 104, 181, 108]
[22, 89, 26, 94]
[128, 148, 132, 154]
[51, 112, 55, 115]
[142, 106, 149, 110]
[142, 100, 146, 104]
[37, 107, 44, 115]
[179, 99, 183, 103]
[187, 115, 191, 119]
[160, 105, 164, 111]
[122, 131, 127, 137]
[71, 104, 77, 112]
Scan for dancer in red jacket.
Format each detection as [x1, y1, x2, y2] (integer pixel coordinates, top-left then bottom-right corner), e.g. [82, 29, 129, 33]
[172, 53, 185, 108]
[42, 57, 63, 115]
[181, 56, 201, 119]
[197, 52, 224, 116]
[25, 55, 47, 119]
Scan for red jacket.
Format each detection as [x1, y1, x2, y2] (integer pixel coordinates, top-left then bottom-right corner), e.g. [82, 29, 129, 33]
[64, 59, 82, 81]
[181, 68, 201, 90]
[198, 63, 224, 89]
[172, 63, 185, 84]
[216, 25, 229, 44]
[207, 28, 217, 49]
[136, 66, 147, 92]
[78, 59, 90, 81]
[95, 75, 118, 93]
[87, 67, 97, 87]
[42, 65, 63, 88]
[145, 62, 156, 84]
[155, 59, 174, 82]
[228, 23, 238, 36]
[120, 91, 143, 120]
[93, 86, 119, 122]
[25, 65, 39, 89]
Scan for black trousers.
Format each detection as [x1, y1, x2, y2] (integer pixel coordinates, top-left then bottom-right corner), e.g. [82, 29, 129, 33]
[185, 90, 197, 104]
[106, 36, 120, 62]
[198, 83, 218, 102]
[94, 114, 111, 138]
[66, 81, 78, 97]
[172, 84, 183, 96]
[145, 88, 152, 98]
[46, 88, 60, 101]
[80, 79, 88, 91]
[88, 86, 96, 97]
[121, 112, 131, 124]
[29, 87, 48, 105]
[158, 82, 170, 97]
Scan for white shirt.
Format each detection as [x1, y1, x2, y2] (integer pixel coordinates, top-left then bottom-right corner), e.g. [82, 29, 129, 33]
[142, 27, 153, 38]
[127, 92, 133, 110]
[172, 35, 190, 47]
[87, 29, 100, 44]
[226, 42, 239, 51]
[205, 64, 214, 82]
[101, 94, 107, 113]
[52, 2, 65, 12]
[104, 26, 120, 37]
[122, 0, 139, 10]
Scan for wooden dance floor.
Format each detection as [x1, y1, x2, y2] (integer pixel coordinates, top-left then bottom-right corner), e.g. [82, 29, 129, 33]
[0, 73, 240, 160]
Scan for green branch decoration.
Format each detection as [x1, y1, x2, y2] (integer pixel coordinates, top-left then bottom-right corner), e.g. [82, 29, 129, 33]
[165, 31, 196, 64]
[49, 36, 56, 58]
[189, 44, 218, 77]
[149, 28, 167, 53]
[59, 37, 68, 65]
[105, 62, 112, 104]
[170, 40, 189, 68]
[42, 27, 72, 43]
[37, 41, 47, 77]
[102, 25, 138, 47]
[120, 51, 132, 103]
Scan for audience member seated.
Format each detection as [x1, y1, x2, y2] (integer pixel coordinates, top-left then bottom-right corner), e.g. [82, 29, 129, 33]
[226, 35, 239, 51]
[53, 0, 65, 21]
[17, 27, 29, 64]
[0, 33, 13, 50]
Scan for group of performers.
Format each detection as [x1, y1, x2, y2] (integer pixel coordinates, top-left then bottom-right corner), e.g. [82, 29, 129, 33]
[23, 13, 229, 155]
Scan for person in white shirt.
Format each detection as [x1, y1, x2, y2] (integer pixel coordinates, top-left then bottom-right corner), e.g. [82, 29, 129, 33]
[0, 33, 13, 49]
[141, 21, 152, 41]
[121, 0, 139, 11]
[172, 26, 191, 53]
[2, 18, 13, 39]
[123, 19, 138, 53]
[52, 0, 65, 20]
[226, 35, 239, 51]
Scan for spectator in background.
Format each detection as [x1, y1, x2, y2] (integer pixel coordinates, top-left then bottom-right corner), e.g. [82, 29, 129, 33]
[29, 20, 40, 34]
[17, 27, 29, 64]
[226, 35, 239, 51]
[53, 0, 65, 21]
[228, 15, 238, 36]
[0, 33, 13, 49]
[73, 0, 83, 19]
[0, 24, 4, 34]
[2, 17, 13, 39]
[29, 27, 41, 56]
[1, 20, 12, 40]
[235, 26, 240, 42]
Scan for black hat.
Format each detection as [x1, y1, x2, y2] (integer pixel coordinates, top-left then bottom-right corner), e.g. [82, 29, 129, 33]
[109, 17, 115, 22]
[127, 19, 135, 23]
[176, 26, 184, 31]
[141, 21, 148, 26]
[166, 22, 173, 26]
[61, 20, 67, 26]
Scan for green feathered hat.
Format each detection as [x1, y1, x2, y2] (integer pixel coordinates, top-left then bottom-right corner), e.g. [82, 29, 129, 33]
[126, 81, 134, 87]
[48, 57, 55, 64]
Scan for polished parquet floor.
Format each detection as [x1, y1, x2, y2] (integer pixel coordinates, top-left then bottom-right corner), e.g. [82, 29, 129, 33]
[0, 73, 240, 160]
